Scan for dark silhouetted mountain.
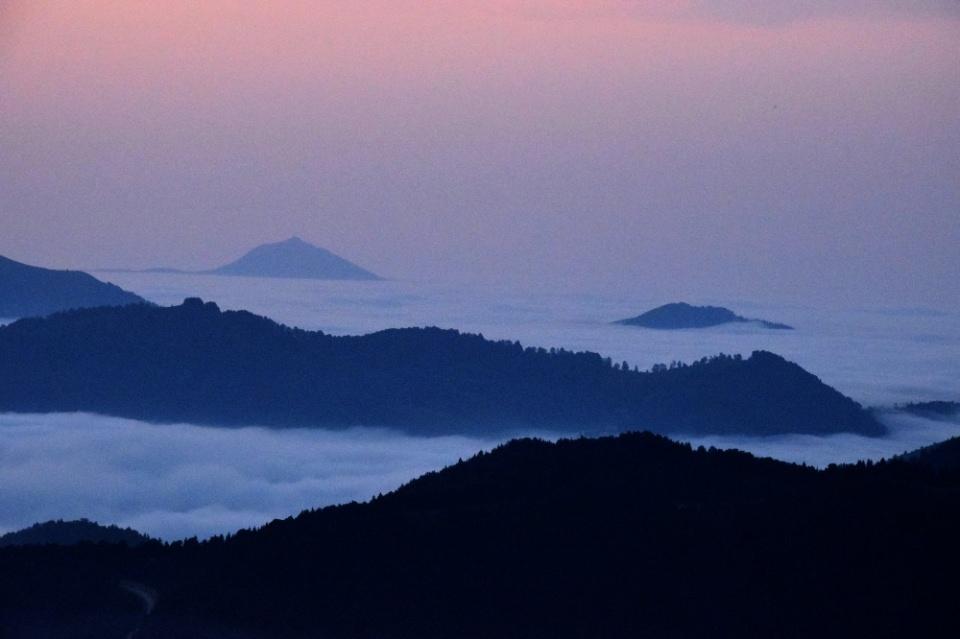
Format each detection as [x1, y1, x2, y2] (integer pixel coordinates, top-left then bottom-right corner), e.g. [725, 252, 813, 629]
[0, 255, 146, 319]
[0, 519, 153, 548]
[0, 298, 880, 436]
[207, 237, 379, 280]
[617, 302, 793, 330]
[895, 400, 960, 421]
[1, 432, 958, 638]
[899, 435, 960, 473]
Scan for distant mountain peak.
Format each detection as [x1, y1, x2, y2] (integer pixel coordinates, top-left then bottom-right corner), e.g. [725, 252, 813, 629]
[207, 238, 381, 281]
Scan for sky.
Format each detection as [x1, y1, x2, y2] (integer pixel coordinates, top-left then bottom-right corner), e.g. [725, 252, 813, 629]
[0, 1, 958, 307]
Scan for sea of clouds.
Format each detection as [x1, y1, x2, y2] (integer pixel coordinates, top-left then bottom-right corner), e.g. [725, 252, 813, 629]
[1, 410, 958, 541]
[1, 273, 958, 540]
[0, 413, 507, 541]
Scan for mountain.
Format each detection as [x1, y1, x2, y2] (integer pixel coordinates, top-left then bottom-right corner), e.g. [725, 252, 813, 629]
[0, 298, 880, 436]
[899, 434, 960, 472]
[0, 255, 146, 319]
[0, 519, 153, 548]
[616, 302, 793, 330]
[895, 400, 960, 421]
[207, 237, 379, 280]
[1, 432, 957, 638]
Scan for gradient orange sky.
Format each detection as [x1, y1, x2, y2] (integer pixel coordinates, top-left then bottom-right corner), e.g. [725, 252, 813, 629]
[1, 1, 958, 306]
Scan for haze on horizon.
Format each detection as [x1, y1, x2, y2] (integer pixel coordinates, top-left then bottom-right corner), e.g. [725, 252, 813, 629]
[1, 1, 957, 308]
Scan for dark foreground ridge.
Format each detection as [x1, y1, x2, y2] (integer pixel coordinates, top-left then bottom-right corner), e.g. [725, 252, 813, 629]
[1, 432, 958, 638]
[617, 301, 793, 330]
[899, 434, 960, 472]
[0, 255, 146, 319]
[0, 519, 153, 548]
[0, 298, 880, 436]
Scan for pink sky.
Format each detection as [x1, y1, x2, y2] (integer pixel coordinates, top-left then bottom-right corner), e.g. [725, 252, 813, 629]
[1, 1, 958, 306]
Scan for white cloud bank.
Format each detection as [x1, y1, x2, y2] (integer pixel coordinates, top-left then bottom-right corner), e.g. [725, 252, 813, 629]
[0, 413, 504, 541]
[2, 410, 959, 542]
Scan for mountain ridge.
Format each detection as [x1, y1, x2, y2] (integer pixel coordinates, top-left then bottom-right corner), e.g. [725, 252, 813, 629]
[0, 519, 153, 548]
[0, 298, 881, 437]
[1, 431, 957, 638]
[0, 255, 147, 319]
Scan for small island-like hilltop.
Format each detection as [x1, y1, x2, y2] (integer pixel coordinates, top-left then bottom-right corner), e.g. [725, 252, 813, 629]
[616, 302, 793, 330]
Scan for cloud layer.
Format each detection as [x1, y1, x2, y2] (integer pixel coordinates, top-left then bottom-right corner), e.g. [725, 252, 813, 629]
[0, 413, 502, 540]
[696, 0, 960, 24]
[1, 409, 958, 542]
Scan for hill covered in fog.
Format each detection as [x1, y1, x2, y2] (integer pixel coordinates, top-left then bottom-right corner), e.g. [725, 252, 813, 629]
[0, 255, 146, 319]
[0, 297, 880, 436]
[895, 401, 960, 421]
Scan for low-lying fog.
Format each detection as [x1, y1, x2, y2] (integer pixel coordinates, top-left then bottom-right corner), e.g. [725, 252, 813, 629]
[1, 411, 958, 541]
[681, 411, 960, 467]
[0, 413, 507, 541]
[2, 274, 958, 540]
